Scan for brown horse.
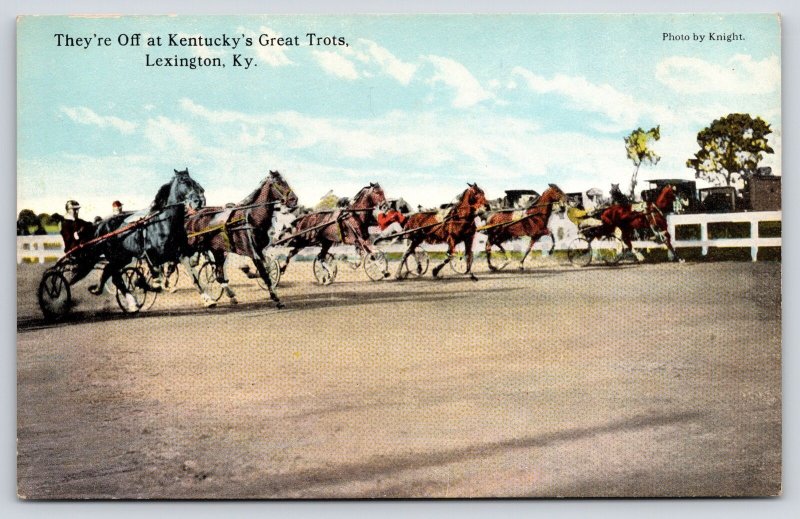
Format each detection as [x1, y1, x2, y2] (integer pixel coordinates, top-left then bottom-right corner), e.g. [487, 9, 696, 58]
[183, 171, 298, 308]
[482, 183, 567, 271]
[600, 184, 681, 262]
[280, 183, 387, 277]
[394, 183, 489, 281]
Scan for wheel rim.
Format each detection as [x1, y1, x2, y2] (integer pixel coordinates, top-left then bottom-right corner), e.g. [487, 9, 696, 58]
[38, 271, 71, 319]
[364, 251, 388, 281]
[568, 237, 592, 267]
[313, 253, 338, 285]
[256, 256, 282, 290]
[115, 267, 147, 313]
[597, 236, 624, 265]
[198, 262, 224, 301]
[449, 250, 468, 274]
[162, 264, 180, 293]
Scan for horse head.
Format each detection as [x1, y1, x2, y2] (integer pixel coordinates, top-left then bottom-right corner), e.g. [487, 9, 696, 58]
[654, 184, 677, 211]
[465, 182, 489, 214]
[267, 170, 299, 209]
[352, 182, 387, 210]
[169, 168, 206, 211]
[540, 183, 568, 212]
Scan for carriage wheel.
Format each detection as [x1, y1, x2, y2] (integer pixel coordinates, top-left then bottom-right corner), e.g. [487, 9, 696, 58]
[401, 249, 430, 278]
[313, 253, 338, 285]
[363, 251, 388, 281]
[115, 267, 148, 314]
[198, 261, 224, 301]
[449, 246, 469, 274]
[38, 270, 71, 320]
[161, 263, 180, 293]
[595, 236, 625, 266]
[567, 237, 593, 267]
[255, 255, 282, 290]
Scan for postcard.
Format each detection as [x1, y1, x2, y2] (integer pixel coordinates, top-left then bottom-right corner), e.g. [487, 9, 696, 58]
[16, 14, 781, 498]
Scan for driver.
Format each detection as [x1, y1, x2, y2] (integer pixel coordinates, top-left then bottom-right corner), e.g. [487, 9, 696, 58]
[60, 200, 94, 252]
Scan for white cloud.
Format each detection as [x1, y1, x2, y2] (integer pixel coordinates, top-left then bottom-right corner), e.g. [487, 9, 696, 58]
[655, 54, 780, 95]
[424, 55, 494, 108]
[357, 39, 417, 85]
[59, 106, 136, 134]
[144, 116, 196, 152]
[311, 50, 359, 80]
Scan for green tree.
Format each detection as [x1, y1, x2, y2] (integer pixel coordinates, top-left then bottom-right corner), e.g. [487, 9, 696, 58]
[625, 126, 661, 199]
[686, 113, 774, 187]
[17, 209, 38, 234]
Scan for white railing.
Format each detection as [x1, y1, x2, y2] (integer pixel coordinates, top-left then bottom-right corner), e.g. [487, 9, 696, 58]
[666, 210, 781, 261]
[17, 235, 65, 264]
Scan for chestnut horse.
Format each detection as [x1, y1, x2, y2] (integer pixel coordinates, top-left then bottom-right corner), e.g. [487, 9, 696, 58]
[183, 171, 298, 308]
[279, 183, 387, 276]
[394, 183, 488, 281]
[600, 184, 681, 262]
[482, 183, 567, 271]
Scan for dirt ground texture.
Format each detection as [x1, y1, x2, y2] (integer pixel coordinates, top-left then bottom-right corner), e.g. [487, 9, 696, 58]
[16, 257, 781, 498]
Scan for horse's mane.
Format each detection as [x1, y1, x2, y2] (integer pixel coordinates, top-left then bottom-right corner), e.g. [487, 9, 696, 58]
[150, 181, 172, 211]
[239, 178, 267, 206]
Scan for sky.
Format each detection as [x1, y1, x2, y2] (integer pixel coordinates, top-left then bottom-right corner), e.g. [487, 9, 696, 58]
[17, 14, 781, 217]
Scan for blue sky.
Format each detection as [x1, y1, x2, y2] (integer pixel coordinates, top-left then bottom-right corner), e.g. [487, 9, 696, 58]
[17, 14, 781, 217]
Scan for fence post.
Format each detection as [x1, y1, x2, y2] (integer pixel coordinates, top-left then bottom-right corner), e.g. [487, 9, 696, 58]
[750, 216, 759, 262]
[700, 221, 708, 256]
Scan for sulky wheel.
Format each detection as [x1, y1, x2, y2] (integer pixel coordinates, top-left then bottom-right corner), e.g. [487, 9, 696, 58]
[363, 251, 389, 281]
[401, 249, 430, 278]
[255, 255, 282, 290]
[161, 263, 180, 293]
[595, 236, 625, 266]
[449, 248, 469, 274]
[198, 261, 224, 302]
[312, 253, 338, 285]
[38, 270, 72, 320]
[115, 267, 148, 314]
[567, 237, 593, 267]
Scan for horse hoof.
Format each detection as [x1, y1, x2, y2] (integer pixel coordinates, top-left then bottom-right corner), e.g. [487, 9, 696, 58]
[88, 285, 103, 295]
[470, 275, 479, 282]
[383, 272, 390, 278]
[229, 297, 238, 305]
[203, 300, 217, 308]
[276, 302, 285, 309]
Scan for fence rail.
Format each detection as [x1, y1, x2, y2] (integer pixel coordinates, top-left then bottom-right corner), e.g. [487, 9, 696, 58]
[16, 235, 65, 264]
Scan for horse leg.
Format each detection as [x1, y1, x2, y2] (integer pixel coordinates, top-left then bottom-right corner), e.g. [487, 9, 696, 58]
[623, 229, 644, 262]
[432, 237, 455, 278]
[662, 230, 684, 263]
[179, 254, 217, 308]
[212, 251, 238, 305]
[89, 263, 113, 295]
[519, 238, 535, 270]
[464, 236, 478, 282]
[394, 236, 420, 280]
[485, 236, 497, 272]
[280, 242, 302, 274]
[108, 262, 138, 312]
[252, 249, 284, 309]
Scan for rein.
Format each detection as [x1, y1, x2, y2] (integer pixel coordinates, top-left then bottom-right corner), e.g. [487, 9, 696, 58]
[477, 199, 562, 232]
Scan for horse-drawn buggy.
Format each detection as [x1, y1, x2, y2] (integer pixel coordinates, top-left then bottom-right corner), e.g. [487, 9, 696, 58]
[37, 169, 206, 320]
[273, 183, 389, 285]
[565, 184, 681, 267]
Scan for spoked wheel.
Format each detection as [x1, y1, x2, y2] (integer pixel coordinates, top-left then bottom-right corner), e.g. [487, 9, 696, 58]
[140, 268, 159, 311]
[567, 237, 593, 267]
[38, 270, 72, 320]
[363, 251, 389, 281]
[161, 263, 180, 293]
[449, 245, 469, 274]
[115, 267, 148, 314]
[255, 255, 282, 290]
[595, 236, 625, 266]
[313, 253, 338, 285]
[401, 249, 430, 278]
[198, 261, 224, 302]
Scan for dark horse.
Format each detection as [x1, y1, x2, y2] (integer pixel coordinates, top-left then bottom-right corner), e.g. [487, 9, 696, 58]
[600, 183, 681, 262]
[394, 183, 488, 281]
[280, 183, 387, 277]
[482, 183, 567, 271]
[90, 169, 206, 311]
[183, 171, 298, 308]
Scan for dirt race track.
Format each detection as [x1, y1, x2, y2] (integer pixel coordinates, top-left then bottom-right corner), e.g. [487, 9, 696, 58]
[16, 257, 781, 498]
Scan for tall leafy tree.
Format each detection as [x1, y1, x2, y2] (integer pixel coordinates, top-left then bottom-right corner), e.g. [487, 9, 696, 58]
[686, 113, 774, 187]
[625, 126, 661, 199]
[17, 209, 38, 232]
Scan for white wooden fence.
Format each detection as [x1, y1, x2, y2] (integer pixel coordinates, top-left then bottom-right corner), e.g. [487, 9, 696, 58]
[17, 210, 781, 264]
